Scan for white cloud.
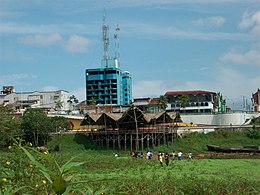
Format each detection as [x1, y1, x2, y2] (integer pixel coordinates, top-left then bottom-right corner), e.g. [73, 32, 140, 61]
[64, 35, 91, 53]
[123, 21, 248, 41]
[206, 66, 260, 99]
[192, 16, 226, 27]
[132, 80, 203, 98]
[220, 46, 260, 67]
[16, 33, 92, 54]
[17, 33, 63, 46]
[239, 10, 260, 37]
[0, 73, 37, 86]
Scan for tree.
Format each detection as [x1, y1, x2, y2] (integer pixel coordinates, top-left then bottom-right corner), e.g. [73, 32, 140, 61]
[55, 100, 63, 111]
[67, 95, 79, 111]
[67, 95, 79, 105]
[0, 106, 21, 147]
[88, 97, 97, 106]
[21, 108, 52, 146]
[157, 95, 168, 111]
[177, 95, 190, 109]
[50, 116, 69, 133]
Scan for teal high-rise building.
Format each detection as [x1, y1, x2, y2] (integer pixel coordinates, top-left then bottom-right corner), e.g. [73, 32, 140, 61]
[85, 14, 132, 106]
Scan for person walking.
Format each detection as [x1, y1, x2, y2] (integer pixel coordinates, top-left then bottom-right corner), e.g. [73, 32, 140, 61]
[165, 153, 169, 166]
[188, 151, 192, 160]
[131, 151, 136, 160]
[159, 155, 163, 166]
[177, 151, 183, 160]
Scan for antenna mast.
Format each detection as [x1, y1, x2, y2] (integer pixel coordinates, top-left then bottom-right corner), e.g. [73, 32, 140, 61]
[102, 10, 109, 62]
[114, 24, 120, 66]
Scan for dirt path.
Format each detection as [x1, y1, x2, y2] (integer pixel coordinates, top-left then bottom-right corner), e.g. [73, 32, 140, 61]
[196, 152, 260, 159]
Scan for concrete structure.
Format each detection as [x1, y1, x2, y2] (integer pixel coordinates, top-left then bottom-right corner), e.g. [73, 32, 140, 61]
[0, 87, 70, 111]
[165, 90, 226, 114]
[85, 14, 132, 106]
[86, 66, 132, 106]
[252, 88, 260, 112]
[133, 97, 162, 112]
[48, 114, 84, 130]
[180, 112, 257, 126]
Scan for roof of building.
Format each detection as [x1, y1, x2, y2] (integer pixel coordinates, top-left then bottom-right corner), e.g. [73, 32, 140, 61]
[81, 107, 182, 126]
[165, 90, 216, 96]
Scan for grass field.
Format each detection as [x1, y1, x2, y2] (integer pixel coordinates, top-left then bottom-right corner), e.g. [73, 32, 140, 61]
[1, 130, 260, 194]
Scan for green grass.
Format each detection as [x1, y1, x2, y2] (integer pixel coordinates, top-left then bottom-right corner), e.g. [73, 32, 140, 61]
[1, 130, 260, 194]
[158, 130, 260, 155]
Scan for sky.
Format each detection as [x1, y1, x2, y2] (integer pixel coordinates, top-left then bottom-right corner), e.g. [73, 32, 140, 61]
[1, 0, 260, 110]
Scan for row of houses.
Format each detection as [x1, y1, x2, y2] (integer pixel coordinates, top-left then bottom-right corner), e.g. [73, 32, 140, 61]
[1, 86, 259, 115]
[0, 86, 71, 112]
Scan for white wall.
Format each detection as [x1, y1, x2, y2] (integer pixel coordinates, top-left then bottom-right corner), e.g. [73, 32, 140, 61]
[180, 112, 258, 126]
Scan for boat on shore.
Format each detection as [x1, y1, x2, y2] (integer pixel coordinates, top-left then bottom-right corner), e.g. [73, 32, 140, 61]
[207, 145, 260, 153]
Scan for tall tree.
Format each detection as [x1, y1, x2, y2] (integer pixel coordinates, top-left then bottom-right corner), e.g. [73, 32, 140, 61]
[51, 116, 69, 133]
[21, 108, 52, 146]
[177, 95, 190, 112]
[67, 95, 79, 111]
[88, 97, 97, 106]
[55, 100, 63, 111]
[67, 95, 79, 104]
[157, 95, 168, 111]
[0, 106, 21, 146]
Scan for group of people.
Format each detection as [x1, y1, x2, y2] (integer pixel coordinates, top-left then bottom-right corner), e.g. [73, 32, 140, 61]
[129, 150, 192, 165]
[131, 151, 144, 159]
[157, 151, 192, 166]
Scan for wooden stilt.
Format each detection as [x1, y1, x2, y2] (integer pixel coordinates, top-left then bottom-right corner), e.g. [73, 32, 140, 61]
[124, 134, 127, 151]
[113, 137, 115, 150]
[118, 134, 121, 149]
[141, 133, 144, 151]
[147, 133, 150, 149]
[130, 133, 132, 151]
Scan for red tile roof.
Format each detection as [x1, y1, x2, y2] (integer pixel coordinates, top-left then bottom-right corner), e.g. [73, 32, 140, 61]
[165, 90, 216, 96]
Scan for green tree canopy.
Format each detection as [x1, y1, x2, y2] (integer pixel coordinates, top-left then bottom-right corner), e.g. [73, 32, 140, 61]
[50, 116, 70, 133]
[21, 108, 52, 146]
[67, 95, 79, 104]
[88, 97, 97, 106]
[0, 106, 21, 147]
[177, 95, 190, 108]
[157, 95, 168, 110]
[55, 100, 63, 111]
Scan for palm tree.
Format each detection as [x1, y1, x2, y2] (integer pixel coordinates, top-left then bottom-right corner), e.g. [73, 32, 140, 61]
[67, 95, 79, 111]
[88, 97, 97, 106]
[177, 95, 190, 112]
[67, 95, 79, 104]
[157, 95, 168, 111]
[55, 100, 63, 111]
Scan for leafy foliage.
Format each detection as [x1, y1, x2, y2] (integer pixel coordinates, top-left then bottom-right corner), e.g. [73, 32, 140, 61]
[21, 109, 68, 146]
[67, 95, 79, 105]
[177, 94, 190, 108]
[21, 108, 51, 146]
[157, 95, 168, 110]
[1, 133, 260, 194]
[88, 97, 97, 106]
[247, 125, 260, 139]
[55, 100, 63, 110]
[0, 106, 21, 147]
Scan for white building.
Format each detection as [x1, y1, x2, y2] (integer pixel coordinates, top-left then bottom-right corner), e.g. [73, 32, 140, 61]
[0, 89, 70, 111]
